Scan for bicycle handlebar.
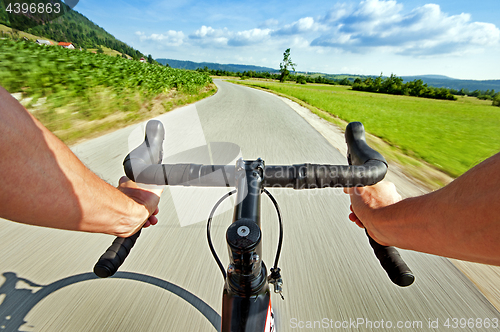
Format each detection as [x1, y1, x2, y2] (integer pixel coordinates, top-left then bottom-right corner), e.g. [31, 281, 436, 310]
[94, 230, 141, 278]
[94, 120, 414, 287]
[119, 162, 387, 188]
[123, 120, 165, 183]
[93, 120, 165, 278]
[346, 122, 414, 287]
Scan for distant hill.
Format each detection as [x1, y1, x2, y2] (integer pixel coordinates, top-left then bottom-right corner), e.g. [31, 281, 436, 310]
[156, 59, 277, 73]
[159, 58, 499, 92]
[320, 73, 500, 92]
[0, 5, 144, 59]
[405, 75, 454, 80]
[401, 76, 500, 92]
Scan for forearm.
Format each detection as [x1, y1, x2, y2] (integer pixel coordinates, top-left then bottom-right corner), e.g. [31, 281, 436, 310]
[378, 153, 500, 265]
[0, 87, 147, 236]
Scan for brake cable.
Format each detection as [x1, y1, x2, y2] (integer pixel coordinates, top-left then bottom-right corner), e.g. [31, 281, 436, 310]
[263, 188, 285, 299]
[206, 188, 284, 297]
[207, 189, 236, 279]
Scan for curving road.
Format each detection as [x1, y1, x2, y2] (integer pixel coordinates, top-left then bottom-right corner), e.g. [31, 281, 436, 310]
[0, 80, 499, 331]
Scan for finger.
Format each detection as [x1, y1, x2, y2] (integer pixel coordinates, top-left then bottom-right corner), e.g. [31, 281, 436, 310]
[143, 214, 158, 228]
[119, 176, 130, 185]
[354, 220, 365, 228]
[152, 207, 159, 216]
[343, 187, 353, 195]
[149, 215, 158, 225]
[348, 212, 358, 222]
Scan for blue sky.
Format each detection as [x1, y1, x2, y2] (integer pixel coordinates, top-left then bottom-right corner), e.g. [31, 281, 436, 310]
[74, 0, 500, 80]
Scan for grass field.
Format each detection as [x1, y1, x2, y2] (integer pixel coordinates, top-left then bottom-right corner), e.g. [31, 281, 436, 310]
[87, 45, 131, 58]
[0, 23, 55, 42]
[232, 80, 499, 178]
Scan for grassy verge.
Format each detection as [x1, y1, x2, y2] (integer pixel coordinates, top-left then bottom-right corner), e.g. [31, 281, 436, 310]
[230, 79, 500, 187]
[16, 83, 217, 145]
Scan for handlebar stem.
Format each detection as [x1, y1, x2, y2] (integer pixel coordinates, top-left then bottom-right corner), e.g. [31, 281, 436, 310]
[225, 158, 267, 295]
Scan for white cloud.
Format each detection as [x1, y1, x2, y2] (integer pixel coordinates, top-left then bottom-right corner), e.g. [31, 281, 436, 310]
[136, 30, 185, 47]
[273, 17, 323, 35]
[312, 0, 500, 55]
[139, 0, 499, 62]
[355, 0, 402, 21]
[228, 28, 271, 46]
[290, 36, 311, 49]
[188, 26, 271, 47]
[189, 26, 229, 45]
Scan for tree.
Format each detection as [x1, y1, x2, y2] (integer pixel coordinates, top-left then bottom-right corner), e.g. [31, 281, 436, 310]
[279, 48, 296, 83]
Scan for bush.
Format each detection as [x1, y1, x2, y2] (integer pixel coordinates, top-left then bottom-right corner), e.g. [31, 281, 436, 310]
[493, 94, 500, 107]
[296, 76, 307, 84]
[352, 75, 457, 101]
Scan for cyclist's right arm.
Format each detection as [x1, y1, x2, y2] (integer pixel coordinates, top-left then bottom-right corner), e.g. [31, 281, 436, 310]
[344, 152, 500, 266]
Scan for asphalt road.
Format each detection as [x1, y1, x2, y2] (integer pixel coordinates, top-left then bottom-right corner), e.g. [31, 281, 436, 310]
[0, 80, 498, 331]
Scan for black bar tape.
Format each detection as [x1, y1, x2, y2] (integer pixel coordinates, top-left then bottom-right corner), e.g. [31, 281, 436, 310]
[367, 232, 415, 287]
[133, 164, 237, 187]
[262, 162, 386, 189]
[94, 230, 141, 278]
[344, 121, 414, 287]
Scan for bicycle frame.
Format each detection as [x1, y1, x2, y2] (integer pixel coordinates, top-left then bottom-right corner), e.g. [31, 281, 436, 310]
[220, 158, 274, 332]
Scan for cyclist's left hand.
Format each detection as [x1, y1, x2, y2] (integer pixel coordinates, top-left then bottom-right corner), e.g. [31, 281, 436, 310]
[117, 176, 163, 229]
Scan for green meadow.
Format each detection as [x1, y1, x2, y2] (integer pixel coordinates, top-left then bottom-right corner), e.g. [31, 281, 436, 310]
[233, 81, 499, 178]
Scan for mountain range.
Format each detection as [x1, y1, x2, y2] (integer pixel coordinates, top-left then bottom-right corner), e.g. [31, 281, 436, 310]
[156, 58, 277, 73]
[157, 58, 500, 93]
[400, 76, 500, 92]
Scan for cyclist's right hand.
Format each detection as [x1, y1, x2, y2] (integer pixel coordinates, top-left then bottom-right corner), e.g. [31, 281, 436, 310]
[344, 181, 401, 246]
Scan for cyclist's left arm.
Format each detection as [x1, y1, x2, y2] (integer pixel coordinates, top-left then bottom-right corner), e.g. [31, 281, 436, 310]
[0, 86, 161, 237]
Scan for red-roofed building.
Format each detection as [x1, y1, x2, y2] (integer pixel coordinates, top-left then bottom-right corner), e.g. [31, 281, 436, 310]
[58, 42, 75, 49]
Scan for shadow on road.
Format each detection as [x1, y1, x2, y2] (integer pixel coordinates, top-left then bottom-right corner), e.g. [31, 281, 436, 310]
[0, 271, 221, 331]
